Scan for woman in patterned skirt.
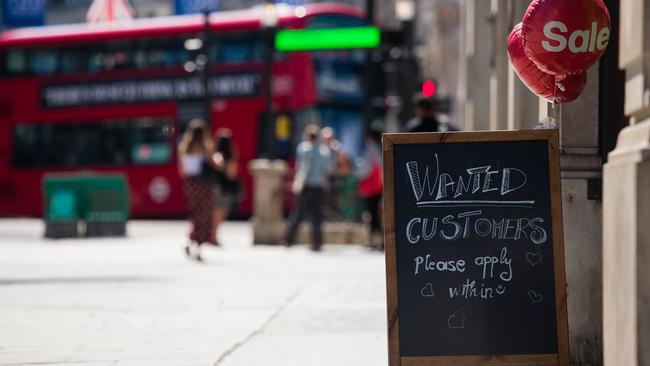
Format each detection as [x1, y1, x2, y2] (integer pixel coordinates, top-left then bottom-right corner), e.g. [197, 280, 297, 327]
[178, 119, 216, 261]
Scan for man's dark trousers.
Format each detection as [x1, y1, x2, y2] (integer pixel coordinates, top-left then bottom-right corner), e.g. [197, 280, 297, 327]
[285, 186, 324, 250]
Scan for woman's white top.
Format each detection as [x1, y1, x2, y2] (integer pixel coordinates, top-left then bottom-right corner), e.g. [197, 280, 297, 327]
[180, 153, 203, 176]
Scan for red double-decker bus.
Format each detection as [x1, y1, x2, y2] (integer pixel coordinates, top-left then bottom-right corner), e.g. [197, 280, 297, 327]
[0, 3, 368, 218]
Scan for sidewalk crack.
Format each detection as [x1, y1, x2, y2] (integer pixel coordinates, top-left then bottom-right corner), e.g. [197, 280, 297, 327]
[212, 284, 305, 366]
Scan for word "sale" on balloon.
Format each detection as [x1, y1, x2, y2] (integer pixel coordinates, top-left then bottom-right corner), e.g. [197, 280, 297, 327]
[542, 21, 610, 54]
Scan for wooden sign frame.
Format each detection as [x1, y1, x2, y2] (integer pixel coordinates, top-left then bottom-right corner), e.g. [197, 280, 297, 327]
[382, 130, 569, 366]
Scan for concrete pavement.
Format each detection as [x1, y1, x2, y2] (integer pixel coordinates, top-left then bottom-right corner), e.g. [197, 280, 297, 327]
[0, 219, 388, 366]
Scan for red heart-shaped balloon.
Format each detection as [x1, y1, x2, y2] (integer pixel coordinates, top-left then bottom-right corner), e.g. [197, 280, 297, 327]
[508, 22, 587, 103]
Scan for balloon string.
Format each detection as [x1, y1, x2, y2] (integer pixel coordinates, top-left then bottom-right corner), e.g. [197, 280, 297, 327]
[550, 77, 559, 128]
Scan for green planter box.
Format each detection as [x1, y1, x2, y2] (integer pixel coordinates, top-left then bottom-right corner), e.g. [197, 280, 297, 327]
[43, 175, 81, 238]
[43, 174, 129, 238]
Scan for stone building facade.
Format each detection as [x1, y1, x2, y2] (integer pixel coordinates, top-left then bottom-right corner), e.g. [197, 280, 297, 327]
[603, 0, 650, 365]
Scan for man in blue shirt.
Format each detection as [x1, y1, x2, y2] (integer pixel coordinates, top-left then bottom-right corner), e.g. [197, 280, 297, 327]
[283, 124, 331, 251]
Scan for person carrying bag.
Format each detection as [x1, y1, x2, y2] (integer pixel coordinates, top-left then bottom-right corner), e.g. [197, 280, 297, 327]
[357, 129, 384, 247]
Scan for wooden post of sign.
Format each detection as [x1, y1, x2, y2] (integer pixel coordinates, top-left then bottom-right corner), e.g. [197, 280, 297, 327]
[383, 130, 569, 366]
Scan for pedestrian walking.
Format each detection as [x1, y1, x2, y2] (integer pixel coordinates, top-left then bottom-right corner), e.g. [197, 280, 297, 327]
[210, 128, 240, 246]
[282, 124, 331, 251]
[357, 129, 384, 248]
[178, 119, 216, 261]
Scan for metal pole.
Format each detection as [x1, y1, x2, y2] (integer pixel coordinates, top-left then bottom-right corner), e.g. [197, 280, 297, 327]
[202, 10, 211, 125]
[262, 25, 275, 158]
[264, 27, 274, 125]
[363, 0, 375, 131]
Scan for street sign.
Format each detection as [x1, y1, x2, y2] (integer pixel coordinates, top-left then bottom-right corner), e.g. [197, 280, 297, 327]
[382, 130, 569, 365]
[274, 26, 380, 52]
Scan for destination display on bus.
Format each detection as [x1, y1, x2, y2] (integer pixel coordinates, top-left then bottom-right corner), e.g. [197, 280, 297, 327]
[41, 72, 261, 108]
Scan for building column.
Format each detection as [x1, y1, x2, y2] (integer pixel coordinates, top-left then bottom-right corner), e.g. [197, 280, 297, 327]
[555, 65, 604, 365]
[489, 0, 509, 130]
[603, 1, 650, 365]
[461, 0, 491, 130]
[603, 121, 650, 366]
[507, 0, 540, 130]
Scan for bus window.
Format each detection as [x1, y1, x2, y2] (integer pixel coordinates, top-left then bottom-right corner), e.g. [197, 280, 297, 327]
[60, 47, 89, 74]
[212, 33, 264, 64]
[133, 38, 190, 69]
[89, 41, 131, 72]
[12, 122, 129, 167]
[30, 49, 58, 75]
[4, 49, 28, 75]
[12, 124, 39, 166]
[131, 118, 173, 165]
[306, 15, 365, 29]
[12, 117, 172, 168]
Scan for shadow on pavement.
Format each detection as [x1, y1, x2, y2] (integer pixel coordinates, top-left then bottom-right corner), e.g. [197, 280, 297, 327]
[0, 275, 162, 286]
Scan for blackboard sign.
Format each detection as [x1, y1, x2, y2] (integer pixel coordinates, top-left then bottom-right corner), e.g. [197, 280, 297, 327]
[383, 130, 569, 366]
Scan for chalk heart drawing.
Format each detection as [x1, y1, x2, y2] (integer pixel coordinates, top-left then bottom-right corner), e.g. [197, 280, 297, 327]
[448, 311, 465, 329]
[528, 290, 544, 304]
[420, 283, 435, 298]
[526, 252, 542, 266]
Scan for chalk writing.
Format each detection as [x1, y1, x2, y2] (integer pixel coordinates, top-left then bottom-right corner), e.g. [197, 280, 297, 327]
[448, 279, 509, 300]
[414, 255, 466, 275]
[474, 247, 513, 282]
[406, 156, 530, 204]
[405, 211, 548, 245]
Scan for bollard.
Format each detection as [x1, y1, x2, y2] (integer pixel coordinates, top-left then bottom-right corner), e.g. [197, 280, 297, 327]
[249, 159, 288, 244]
